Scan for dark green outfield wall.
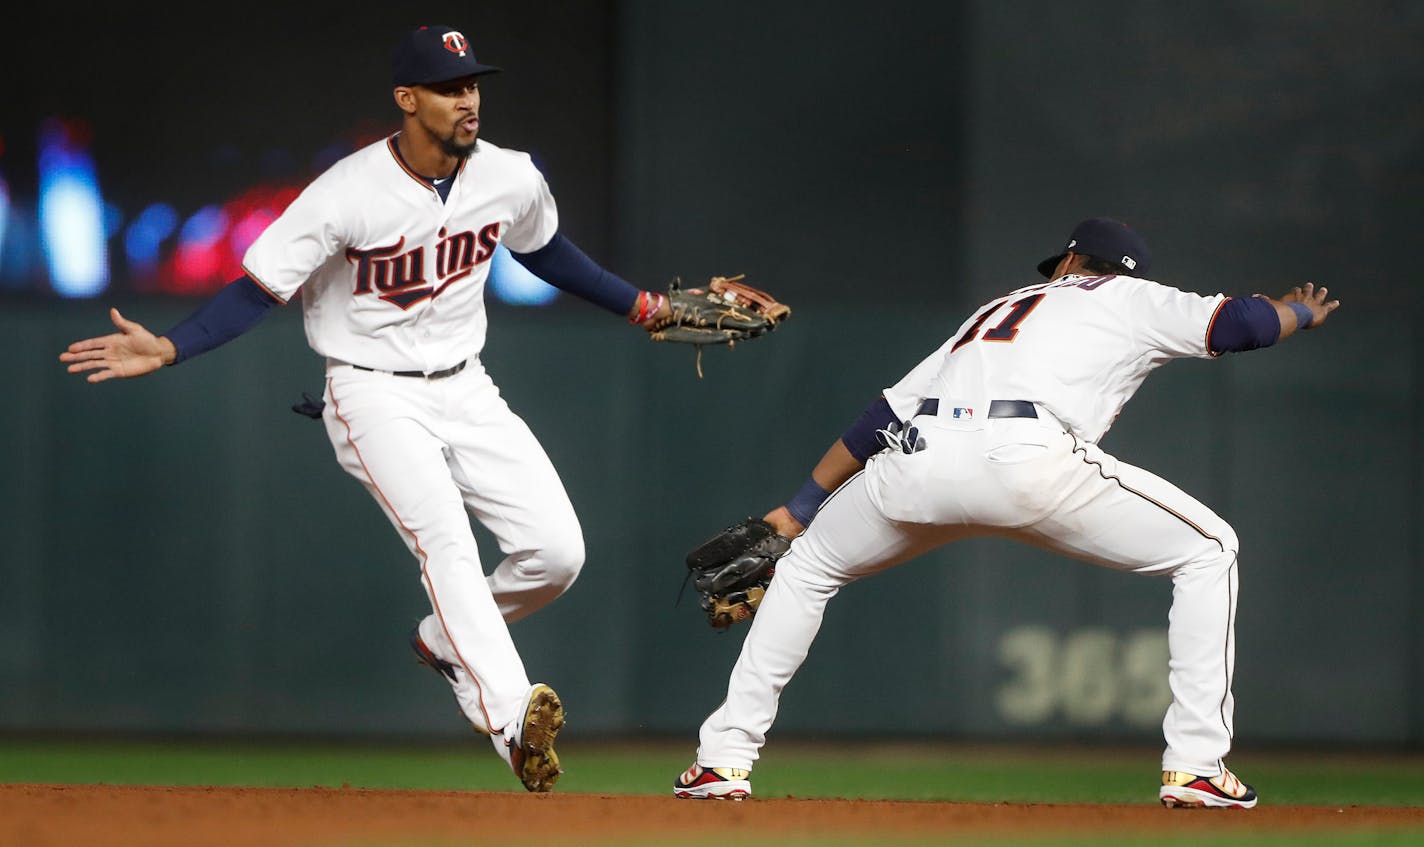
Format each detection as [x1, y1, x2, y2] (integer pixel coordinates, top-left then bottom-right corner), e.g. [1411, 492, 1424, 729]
[1, 296, 1416, 743]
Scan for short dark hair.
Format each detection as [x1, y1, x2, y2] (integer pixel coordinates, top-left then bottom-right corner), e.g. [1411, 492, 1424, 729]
[1081, 255, 1131, 275]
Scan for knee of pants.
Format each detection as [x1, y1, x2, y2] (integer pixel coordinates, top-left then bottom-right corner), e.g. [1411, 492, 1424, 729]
[1186, 523, 1239, 572]
[527, 533, 586, 593]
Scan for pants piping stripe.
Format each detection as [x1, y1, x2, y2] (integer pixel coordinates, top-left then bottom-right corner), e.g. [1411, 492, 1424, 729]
[327, 377, 495, 732]
[1070, 435, 1227, 552]
[1071, 433, 1235, 745]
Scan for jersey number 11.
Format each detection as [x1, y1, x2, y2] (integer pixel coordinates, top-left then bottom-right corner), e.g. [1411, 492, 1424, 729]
[950, 293, 1046, 353]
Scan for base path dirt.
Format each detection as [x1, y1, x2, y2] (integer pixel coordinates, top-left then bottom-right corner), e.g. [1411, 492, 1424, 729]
[3, 784, 1421, 847]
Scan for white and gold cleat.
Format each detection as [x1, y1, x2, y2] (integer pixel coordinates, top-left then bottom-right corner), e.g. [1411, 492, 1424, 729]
[497, 683, 565, 792]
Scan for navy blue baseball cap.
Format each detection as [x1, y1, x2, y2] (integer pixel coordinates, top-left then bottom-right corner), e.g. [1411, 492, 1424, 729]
[1037, 217, 1152, 278]
[392, 25, 501, 87]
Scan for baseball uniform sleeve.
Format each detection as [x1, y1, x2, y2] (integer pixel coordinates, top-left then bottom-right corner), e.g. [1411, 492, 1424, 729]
[241, 175, 348, 303]
[501, 159, 560, 254]
[1128, 278, 1228, 360]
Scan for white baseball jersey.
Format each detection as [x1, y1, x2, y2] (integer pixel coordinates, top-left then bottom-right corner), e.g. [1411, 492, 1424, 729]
[883, 274, 1227, 442]
[243, 135, 558, 372]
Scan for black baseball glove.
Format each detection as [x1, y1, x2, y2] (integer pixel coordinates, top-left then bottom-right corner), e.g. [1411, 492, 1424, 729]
[686, 518, 791, 629]
[650, 275, 791, 346]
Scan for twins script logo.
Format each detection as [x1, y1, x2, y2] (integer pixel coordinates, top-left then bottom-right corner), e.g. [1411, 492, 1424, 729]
[442, 31, 469, 56]
[346, 223, 501, 309]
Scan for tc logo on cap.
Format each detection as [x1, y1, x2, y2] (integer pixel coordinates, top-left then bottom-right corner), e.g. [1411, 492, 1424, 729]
[442, 31, 469, 56]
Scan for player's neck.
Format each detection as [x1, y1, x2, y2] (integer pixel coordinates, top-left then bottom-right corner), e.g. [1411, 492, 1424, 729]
[394, 130, 465, 180]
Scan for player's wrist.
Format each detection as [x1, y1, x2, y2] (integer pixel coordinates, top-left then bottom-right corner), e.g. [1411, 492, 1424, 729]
[785, 476, 830, 527]
[1286, 301, 1314, 330]
[628, 290, 667, 325]
[157, 336, 178, 366]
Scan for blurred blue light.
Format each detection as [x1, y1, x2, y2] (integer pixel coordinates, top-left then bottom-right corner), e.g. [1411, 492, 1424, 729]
[178, 205, 229, 248]
[489, 243, 559, 306]
[125, 203, 179, 265]
[0, 203, 41, 288]
[0, 174, 9, 277]
[38, 123, 109, 297]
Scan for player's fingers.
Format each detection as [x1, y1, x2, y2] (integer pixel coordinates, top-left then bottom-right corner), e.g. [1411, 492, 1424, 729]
[60, 347, 111, 363]
[66, 358, 113, 373]
[64, 335, 119, 354]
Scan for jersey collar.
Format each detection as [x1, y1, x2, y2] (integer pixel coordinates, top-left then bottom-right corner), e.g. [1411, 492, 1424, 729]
[386, 134, 470, 195]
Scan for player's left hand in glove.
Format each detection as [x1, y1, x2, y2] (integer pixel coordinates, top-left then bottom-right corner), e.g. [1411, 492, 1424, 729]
[685, 517, 792, 629]
[649, 275, 790, 346]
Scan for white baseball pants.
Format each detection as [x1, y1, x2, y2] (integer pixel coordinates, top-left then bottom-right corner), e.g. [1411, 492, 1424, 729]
[697, 407, 1239, 777]
[322, 359, 584, 735]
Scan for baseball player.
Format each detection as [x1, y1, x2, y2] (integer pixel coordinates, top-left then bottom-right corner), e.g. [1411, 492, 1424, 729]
[674, 218, 1340, 806]
[59, 24, 678, 793]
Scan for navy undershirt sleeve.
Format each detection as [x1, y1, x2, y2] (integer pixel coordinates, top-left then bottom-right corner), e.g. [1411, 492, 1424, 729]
[1207, 296, 1281, 354]
[510, 233, 640, 316]
[163, 275, 281, 364]
[840, 396, 899, 463]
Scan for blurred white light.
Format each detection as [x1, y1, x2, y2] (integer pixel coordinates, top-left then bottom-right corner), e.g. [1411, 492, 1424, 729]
[489, 243, 558, 306]
[40, 176, 109, 296]
[38, 124, 109, 297]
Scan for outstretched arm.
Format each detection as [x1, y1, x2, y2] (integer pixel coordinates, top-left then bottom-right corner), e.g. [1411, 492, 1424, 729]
[1209, 282, 1340, 354]
[58, 275, 281, 383]
[511, 232, 671, 327]
[60, 308, 176, 383]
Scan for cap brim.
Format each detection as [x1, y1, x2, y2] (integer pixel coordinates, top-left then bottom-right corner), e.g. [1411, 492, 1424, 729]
[1036, 254, 1065, 278]
[395, 65, 502, 86]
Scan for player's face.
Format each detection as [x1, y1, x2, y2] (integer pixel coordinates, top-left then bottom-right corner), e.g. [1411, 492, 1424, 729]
[414, 76, 483, 157]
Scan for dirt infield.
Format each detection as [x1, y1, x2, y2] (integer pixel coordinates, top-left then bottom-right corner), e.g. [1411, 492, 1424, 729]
[3, 784, 1422, 847]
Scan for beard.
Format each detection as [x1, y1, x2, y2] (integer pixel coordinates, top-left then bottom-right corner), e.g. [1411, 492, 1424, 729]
[439, 134, 478, 158]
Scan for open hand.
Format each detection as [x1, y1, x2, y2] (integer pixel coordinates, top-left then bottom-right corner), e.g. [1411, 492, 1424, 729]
[1276, 282, 1340, 329]
[59, 308, 174, 383]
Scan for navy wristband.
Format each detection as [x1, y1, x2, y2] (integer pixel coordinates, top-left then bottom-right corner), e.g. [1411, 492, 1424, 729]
[786, 476, 831, 527]
[1287, 301, 1314, 330]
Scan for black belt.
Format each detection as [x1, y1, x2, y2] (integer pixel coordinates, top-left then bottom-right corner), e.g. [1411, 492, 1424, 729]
[353, 360, 467, 379]
[916, 398, 1037, 419]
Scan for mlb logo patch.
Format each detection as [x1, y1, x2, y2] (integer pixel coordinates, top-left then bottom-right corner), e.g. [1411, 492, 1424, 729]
[952, 407, 974, 420]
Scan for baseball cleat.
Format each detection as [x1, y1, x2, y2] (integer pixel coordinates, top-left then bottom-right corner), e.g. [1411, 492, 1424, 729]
[409, 626, 459, 683]
[673, 763, 752, 800]
[1160, 768, 1257, 808]
[501, 683, 565, 793]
